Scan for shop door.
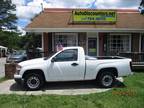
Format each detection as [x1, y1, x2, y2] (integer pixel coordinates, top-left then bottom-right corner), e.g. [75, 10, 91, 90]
[88, 38, 97, 56]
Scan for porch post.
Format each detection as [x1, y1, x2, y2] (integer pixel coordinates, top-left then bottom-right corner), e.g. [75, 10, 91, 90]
[43, 32, 49, 57]
[99, 33, 104, 56]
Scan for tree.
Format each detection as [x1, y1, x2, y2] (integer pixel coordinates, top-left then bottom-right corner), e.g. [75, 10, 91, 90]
[0, 0, 19, 51]
[0, 30, 20, 50]
[18, 33, 42, 50]
[0, 0, 17, 30]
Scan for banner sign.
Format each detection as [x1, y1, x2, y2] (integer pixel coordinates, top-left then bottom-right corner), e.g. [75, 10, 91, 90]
[72, 10, 117, 23]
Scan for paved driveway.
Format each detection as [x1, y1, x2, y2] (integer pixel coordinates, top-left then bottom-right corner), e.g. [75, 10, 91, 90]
[0, 78, 124, 95]
[0, 58, 6, 78]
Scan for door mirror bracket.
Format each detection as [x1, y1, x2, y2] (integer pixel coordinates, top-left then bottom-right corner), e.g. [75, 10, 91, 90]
[51, 57, 56, 62]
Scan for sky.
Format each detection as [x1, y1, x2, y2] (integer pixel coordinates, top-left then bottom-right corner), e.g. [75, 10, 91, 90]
[11, 0, 142, 34]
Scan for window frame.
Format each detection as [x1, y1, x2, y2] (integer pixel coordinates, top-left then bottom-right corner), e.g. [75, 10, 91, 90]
[106, 33, 131, 55]
[53, 49, 78, 62]
[52, 33, 78, 52]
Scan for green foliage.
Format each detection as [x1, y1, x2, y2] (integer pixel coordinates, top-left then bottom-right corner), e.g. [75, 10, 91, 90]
[0, 77, 8, 83]
[18, 34, 32, 49]
[0, 30, 20, 49]
[0, 0, 17, 30]
[18, 33, 42, 50]
[0, 73, 144, 108]
[0, 30, 42, 51]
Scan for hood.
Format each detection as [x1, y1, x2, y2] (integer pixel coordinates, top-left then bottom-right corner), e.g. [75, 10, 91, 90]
[9, 55, 23, 59]
[18, 58, 45, 67]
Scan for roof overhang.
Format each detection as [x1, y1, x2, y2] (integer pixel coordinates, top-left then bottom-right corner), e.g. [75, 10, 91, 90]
[25, 28, 144, 33]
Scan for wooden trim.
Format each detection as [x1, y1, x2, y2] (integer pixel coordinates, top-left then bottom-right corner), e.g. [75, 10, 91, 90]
[26, 28, 144, 33]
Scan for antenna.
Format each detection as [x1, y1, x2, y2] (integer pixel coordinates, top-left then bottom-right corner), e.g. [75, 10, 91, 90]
[139, 0, 144, 14]
[41, 3, 43, 11]
[91, 0, 96, 9]
[140, 0, 144, 6]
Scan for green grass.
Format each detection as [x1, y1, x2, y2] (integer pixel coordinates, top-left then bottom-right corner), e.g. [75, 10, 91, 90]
[0, 73, 144, 108]
[0, 77, 8, 83]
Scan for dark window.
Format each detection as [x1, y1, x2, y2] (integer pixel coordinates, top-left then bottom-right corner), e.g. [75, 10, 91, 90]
[141, 34, 144, 52]
[55, 49, 78, 62]
[107, 34, 130, 56]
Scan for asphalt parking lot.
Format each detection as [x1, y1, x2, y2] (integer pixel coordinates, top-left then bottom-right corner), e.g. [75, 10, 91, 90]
[0, 78, 123, 95]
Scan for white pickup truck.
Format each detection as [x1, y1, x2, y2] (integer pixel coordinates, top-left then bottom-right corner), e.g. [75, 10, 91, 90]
[14, 47, 132, 90]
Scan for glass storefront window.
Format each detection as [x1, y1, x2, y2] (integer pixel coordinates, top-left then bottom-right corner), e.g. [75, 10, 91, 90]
[107, 34, 131, 56]
[53, 33, 78, 51]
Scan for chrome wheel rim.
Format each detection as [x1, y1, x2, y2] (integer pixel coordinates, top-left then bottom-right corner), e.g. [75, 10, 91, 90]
[27, 76, 40, 89]
[102, 75, 113, 87]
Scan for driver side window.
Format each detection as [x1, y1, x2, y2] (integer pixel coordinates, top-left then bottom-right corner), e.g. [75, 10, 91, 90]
[55, 49, 78, 62]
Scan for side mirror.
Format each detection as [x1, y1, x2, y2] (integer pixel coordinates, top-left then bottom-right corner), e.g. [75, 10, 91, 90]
[51, 57, 56, 62]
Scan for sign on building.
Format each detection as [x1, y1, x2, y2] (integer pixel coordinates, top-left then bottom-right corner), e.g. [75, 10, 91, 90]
[72, 10, 117, 23]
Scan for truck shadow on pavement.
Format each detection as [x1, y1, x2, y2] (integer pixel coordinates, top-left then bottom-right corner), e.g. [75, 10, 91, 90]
[10, 79, 126, 91]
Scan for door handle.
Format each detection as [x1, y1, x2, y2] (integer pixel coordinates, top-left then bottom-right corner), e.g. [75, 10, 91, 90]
[71, 63, 79, 66]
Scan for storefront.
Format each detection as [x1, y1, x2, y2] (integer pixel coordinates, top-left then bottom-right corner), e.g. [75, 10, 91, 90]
[26, 8, 144, 57]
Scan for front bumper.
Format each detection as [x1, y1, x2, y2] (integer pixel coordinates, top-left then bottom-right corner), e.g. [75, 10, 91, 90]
[14, 74, 24, 84]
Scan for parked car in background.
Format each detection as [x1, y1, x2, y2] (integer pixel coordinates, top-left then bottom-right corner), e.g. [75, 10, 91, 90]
[26, 47, 43, 59]
[6, 50, 27, 63]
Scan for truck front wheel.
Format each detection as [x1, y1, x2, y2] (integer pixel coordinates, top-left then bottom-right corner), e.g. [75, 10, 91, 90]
[24, 73, 44, 90]
[97, 71, 115, 88]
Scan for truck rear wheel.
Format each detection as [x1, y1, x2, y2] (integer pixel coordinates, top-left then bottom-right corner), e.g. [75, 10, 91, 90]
[97, 71, 115, 88]
[24, 73, 44, 90]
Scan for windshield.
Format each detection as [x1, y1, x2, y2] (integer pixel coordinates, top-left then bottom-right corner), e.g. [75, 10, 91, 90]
[13, 50, 26, 55]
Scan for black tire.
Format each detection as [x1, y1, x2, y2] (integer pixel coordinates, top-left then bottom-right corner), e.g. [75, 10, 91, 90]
[24, 73, 44, 90]
[97, 71, 115, 88]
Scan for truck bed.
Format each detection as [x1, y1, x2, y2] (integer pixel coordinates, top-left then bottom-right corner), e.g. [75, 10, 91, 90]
[85, 55, 125, 60]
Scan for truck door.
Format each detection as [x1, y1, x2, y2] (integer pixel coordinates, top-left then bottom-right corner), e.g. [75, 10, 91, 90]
[48, 49, 85, 81]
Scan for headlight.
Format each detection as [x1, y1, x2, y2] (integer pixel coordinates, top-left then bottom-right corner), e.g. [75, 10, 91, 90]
[16, 65, 22, 75]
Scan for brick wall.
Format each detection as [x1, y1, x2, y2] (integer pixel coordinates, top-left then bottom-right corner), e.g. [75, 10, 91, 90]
[5, 63, 16, 79]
